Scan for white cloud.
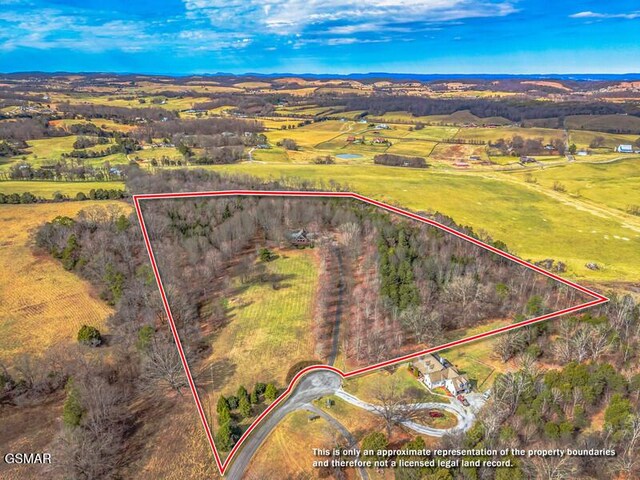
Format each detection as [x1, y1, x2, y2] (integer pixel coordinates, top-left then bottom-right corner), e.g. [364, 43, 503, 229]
[182, 0, 518, 34]
[570, 10, 640, 20]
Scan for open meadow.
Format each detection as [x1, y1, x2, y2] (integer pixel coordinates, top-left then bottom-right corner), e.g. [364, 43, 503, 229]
[198, 248, 319, 408]
[0, 201, 128, 364]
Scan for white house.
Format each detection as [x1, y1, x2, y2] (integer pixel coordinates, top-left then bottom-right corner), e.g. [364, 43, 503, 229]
[616, 144, 634, 153]
[413, 354, 470, 396]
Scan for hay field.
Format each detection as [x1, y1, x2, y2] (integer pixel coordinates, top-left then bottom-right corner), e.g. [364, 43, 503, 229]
[0, 201, 128, 363]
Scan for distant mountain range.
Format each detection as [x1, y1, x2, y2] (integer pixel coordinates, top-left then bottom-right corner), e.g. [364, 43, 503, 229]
[4, 71, 640, 82]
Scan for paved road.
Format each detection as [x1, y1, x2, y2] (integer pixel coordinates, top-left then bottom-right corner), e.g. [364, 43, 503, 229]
[303, 404, 370, 480]
[334, 389, 475, 437]
[225, 370, 481, 478]
[225, 370, 342, 479]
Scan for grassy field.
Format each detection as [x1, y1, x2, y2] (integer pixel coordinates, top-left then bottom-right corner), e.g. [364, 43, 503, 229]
[456, 126, 563, 143]
[0, 180, 125, 197]
[0, 135, 129, 171]
[508, 158, 640, 214]
[439, 320, 513, 391]
[568, 130, 638, 150]
[50, 118, 137, 133]
[0, 201, 127, 364]
[565, 114, 640, 134]
[201, 163, 640, 282]
[200, 249, 319, 400]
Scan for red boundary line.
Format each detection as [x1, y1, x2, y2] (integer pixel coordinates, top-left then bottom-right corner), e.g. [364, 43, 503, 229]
[132, 190, 608, 475]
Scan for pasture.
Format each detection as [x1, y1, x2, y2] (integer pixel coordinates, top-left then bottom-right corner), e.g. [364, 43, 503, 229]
[0, 201, 126, 364]
[204, 163, 640, 282]
[508, 158, 640, 214]
[199, 249, 319, 400]
[0, 135, 129, 171]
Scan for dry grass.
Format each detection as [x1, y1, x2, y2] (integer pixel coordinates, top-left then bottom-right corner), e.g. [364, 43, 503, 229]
[245, 409, 351, 480]
[0, 201, 128, 364]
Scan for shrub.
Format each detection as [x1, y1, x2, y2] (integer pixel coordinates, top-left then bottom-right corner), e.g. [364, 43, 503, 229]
[227, 395, 239, 410]
[239, 395, 252, 418]
[254, 382, 266, 395]
[280, 138, 298, 150]
[258, 248, 275, 262]
[361, 432, 388, 463]
[77, 325, 102, 347]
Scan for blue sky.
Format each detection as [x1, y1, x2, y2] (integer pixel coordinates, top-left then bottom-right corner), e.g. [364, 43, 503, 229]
[0, 0, 638, 74]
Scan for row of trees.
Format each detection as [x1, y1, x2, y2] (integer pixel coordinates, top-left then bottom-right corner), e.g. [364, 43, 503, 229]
[6, 161, 127, 181]
[373, 153, 428, 168]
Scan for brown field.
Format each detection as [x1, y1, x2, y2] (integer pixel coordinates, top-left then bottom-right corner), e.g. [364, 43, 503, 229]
[245, 409, 355, 480]
[0, 201, 129, 364]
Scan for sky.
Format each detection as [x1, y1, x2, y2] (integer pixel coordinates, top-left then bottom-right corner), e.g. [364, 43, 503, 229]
[0, 0, 639, 75]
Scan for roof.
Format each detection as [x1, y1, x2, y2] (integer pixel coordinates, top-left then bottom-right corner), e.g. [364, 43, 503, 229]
[451, 375, 469, 390]
[426, 367, 460, 384]
[414, 354, 445, 376]
[618, 144, 633, 152]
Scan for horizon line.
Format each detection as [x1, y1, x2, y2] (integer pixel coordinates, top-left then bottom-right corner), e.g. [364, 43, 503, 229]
[2, 70, 640, 79]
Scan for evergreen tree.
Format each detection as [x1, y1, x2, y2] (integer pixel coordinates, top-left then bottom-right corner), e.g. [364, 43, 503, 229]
[264, 383, 278, 402]
[239, 395, 252, 418]
[215, 421, 234, 451]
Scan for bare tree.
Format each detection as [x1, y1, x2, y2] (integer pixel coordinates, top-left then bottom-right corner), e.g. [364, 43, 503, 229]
[140, 335, 188, 395]
[532, 456, 578, 480]
[370, 377, 421, 436]
[399, 306, 442, 346]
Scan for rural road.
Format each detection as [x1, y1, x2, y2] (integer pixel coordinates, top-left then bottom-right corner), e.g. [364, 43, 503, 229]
[303, 404, 370, 480]
[225, 370, 342, 479]
[225, 370, 477, 478]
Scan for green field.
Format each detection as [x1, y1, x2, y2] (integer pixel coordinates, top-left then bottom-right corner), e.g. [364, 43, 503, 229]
[568, 130, 638, 150]
[508, 157, 640, 213]
[0, 136, 130, 171]
[0, 180, 125, 197]
[200, 163, 640, 282]
[455, 126, 563, 143]
[201, 248, 319, 398]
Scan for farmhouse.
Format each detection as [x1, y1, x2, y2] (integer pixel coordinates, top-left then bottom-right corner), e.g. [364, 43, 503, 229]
[616, 144, 634, 153]
[346, 135, 356, 142]
[372, 137, 388, 144]
[413, 354, 470, 396]
[287, 228, 315, 247]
